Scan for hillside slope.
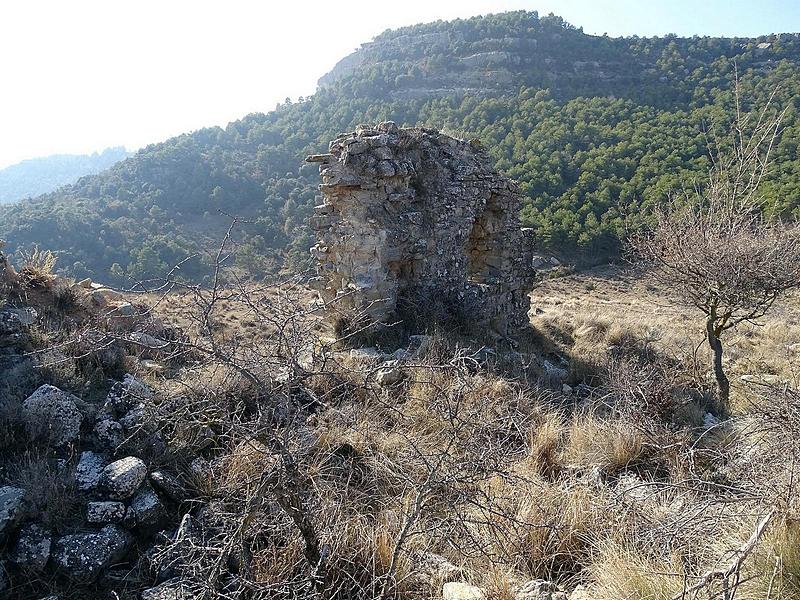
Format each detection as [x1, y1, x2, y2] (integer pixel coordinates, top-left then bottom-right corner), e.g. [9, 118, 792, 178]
[0, 147, 129, 205]
[1, 11, 799, 283]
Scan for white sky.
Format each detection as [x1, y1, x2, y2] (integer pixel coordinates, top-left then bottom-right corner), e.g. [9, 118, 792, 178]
[1, 0, 797, 169]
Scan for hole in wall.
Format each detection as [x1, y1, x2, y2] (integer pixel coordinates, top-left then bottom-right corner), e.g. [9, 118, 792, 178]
[467, 194, 506, 283]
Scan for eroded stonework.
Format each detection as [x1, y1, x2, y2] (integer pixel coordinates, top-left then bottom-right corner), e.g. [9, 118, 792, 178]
[307, 122, 533, 337]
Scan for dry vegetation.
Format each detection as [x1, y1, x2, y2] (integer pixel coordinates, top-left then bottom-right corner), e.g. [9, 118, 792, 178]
[532, 265, 800, 403]
[3, 240, 800, 600]
[96, 262, 799, 599]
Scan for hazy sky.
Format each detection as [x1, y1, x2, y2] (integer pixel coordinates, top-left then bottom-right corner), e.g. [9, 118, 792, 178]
[2, 0, 799, 169]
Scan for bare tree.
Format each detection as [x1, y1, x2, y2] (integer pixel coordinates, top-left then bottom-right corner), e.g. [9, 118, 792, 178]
[628, 90, 800, 408]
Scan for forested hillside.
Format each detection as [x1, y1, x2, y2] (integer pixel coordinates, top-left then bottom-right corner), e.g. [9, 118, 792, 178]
[1, 11, 799, 283]
[0, 147, 129, 205]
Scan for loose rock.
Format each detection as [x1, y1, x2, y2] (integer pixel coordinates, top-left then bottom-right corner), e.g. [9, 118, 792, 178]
[141, 578, 191, 600]
[515, 579, 568, 600]
[87, 501, 127, 524]
[130, 485, 166, 528]
[52, 525, 133, 581]
[22, 385, 83, 446]
[94, 418, 125, 449]
[75, 451, 106, 492]
[10, 523, 51, 571]
[375, 361, 404, 386]
[100, 456, 147, 499]
[0, 486, 26, 538]
[119, 405, 148, 431]
[106, 373, 153, 415]
[150, 471, 186, 502]
[443, 582, 487, 600]
[413, 551, 460, 584]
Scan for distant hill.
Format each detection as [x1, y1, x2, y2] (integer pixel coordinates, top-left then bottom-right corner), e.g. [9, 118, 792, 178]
[1, 11, 799, 283]
[0, 147, 130, 205]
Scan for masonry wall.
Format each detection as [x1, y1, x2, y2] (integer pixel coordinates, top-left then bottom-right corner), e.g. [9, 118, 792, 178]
[307, 122, 533, 337]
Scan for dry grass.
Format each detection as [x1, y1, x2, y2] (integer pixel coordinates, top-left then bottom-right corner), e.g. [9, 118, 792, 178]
[587, 541, 686, 600]
[135, 268, 798, 598]
[5, 450, 82, 531]
[563, 413, 646, 473]
[532, 265, 800, 407]
[8, 261, 797, 599]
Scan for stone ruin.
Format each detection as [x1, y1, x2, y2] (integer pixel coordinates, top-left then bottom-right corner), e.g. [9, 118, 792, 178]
[307, 122, 533, 337]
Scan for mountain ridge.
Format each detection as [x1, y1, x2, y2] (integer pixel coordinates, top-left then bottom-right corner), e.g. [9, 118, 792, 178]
[0, 147, 130, 205]
[1, 11, 799, 283]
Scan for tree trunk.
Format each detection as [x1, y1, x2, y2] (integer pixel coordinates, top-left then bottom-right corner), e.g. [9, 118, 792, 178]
[706, 315, 730, 408]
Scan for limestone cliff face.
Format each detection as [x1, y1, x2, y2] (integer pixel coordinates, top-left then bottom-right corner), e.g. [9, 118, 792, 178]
[317, 26, 642, 101]
[307, 123, 533, 336]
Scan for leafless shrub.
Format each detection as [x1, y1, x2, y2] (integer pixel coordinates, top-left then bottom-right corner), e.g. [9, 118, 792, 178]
[628, 88, 800, 409]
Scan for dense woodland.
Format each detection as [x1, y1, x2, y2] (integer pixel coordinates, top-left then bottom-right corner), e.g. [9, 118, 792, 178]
[1, 11, 800, 283]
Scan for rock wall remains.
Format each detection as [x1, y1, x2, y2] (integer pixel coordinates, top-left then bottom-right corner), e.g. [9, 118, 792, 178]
[307, 123, 533, 337]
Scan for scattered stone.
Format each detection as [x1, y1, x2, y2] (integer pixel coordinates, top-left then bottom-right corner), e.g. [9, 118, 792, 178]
[2, 306, 37, 326]
[106, 373, 153, 415]
[413, 551, 460, 584]
[740, 374, 785, 385]
[376, 160, 396, 176]
[139, 432, 168, 455]
[90, 286, 123, 304]
[129, 485, 166, 528]
[568, 585, 591, 600]
[52, 525, 132, 581]
[141, 578, 191, 600]
[515, 579, 568, 600]
[393, 348, 413, 361]
[111, 302, 136, 317]
[562, 384, 573, 395]
[0, 309, 25, 337]
[128, 331, 168, 349]
[542, 359, 569, 384]
[0, 486, 26, 538]
[22, 384, 83, 446]
[189, 457, 210, 479]
[10, 523, 51, 571]
[100, 456, 147, 499]
[409, 334, 433, 357]
[375, 362, 404, 386]
[77, 277, 93, 288]
[139, 359, 166, 374]
[473, 346, 497, 366]
[75, 451, 107, 492]
[87, 501, 126, 524]
[150, 471, 186, 502]
[94, 418, 125, 449]
[443, 582, 486, 600]
[122, 506, 137, 529]
[119, 405, 148, 431]
[193, 425, 217, 451]
[349, 347, 385, 361]
[703, 412, 720, 428]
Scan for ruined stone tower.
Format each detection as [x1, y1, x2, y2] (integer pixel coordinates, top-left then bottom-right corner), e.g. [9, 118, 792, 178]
[307, 122, 533, 337]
